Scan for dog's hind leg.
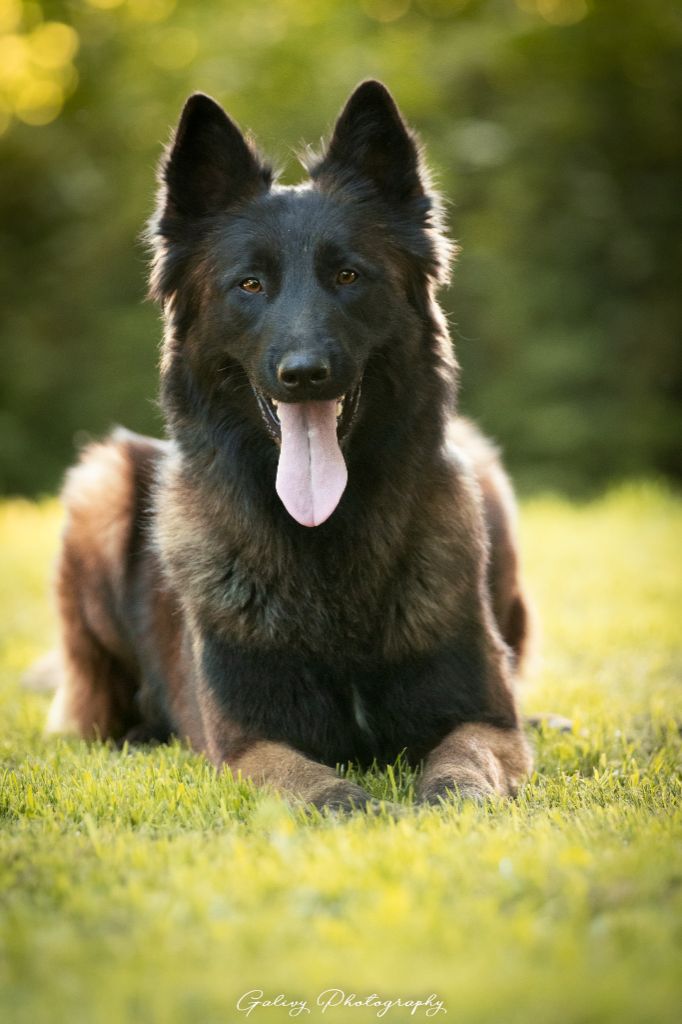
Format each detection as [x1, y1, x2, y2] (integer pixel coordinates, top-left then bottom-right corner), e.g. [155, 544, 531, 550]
[47, 437, 141, 740]
[46, 624, 137, 740]
[447, 418, 531, 669]
[447, 420, 571, 731]
[22, 649, 64, 692]
[481, 472, 531, 670]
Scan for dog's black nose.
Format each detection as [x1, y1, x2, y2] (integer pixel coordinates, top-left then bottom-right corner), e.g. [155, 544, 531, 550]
[277, 352, 331, 390]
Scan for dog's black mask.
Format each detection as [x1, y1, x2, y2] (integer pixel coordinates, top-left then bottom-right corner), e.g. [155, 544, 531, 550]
[149, 81, 451, 526]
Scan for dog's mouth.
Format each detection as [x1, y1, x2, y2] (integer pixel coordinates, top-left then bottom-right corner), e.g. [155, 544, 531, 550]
[253, 383, 362, 445]
[252, 382, 362, 529]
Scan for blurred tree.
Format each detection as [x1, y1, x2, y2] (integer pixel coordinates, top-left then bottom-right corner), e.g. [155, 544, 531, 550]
[0, 0, 680, 495]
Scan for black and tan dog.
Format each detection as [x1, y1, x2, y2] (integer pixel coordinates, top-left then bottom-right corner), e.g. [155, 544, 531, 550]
[46, 81, 533, 809]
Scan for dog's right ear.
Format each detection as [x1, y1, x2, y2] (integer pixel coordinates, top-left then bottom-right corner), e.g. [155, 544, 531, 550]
[310, 80, 425, 204]
[160, 93, 271, 218]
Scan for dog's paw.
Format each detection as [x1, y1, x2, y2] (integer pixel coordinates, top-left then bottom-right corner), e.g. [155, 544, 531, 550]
[311, 782, 376, 813]
[417, 776, 495, 806]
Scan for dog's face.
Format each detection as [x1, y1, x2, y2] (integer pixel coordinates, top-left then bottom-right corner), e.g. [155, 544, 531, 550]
[198, 187, 395, 431]
[150, 82, 451, 526]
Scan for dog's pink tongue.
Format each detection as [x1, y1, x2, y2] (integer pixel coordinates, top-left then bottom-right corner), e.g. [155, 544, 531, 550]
[275, 401, 347, 527]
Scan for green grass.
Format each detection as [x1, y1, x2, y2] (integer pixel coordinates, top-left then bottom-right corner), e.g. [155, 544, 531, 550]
[1, 484, 681, 1024]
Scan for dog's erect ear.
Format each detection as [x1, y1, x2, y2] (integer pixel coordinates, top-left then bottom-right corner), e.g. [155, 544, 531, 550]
[311, 80, 424, 202]
[162, 93, 271, 217]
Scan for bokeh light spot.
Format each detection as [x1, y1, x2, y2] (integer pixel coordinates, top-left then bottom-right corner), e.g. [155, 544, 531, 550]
[127, 0, 176, 23]
[150, 27, 198, 70]
[0, 0, 22, 33]
[516, 0, 589, 25]
[14, 77, 63, 125]
[30, 22, 79, 70]
[538, 0, 588, 25]
[362, 0, 411, 24]
[0, 33, 29, 80]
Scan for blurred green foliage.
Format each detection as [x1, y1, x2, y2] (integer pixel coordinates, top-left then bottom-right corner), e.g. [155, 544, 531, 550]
[0, 0, 680, 495]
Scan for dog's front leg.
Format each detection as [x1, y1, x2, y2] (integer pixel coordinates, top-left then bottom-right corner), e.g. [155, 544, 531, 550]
[227, 739, 374, 811]
[196, 684, 373, 811]
[417, 722, 533, 804]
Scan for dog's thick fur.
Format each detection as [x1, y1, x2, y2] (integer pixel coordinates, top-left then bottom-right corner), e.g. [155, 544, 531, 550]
[47, 82, 532, 808]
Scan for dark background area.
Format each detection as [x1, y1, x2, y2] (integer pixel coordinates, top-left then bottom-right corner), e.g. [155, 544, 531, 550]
[1, 0, 680, 497]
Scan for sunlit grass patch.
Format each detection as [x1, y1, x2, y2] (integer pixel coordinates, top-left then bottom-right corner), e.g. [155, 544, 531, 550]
[0, 484, 681, 1024]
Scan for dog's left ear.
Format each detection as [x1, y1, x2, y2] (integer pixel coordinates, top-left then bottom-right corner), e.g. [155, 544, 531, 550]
[312, 80, 424, 202]
[162, 93, 272, 218]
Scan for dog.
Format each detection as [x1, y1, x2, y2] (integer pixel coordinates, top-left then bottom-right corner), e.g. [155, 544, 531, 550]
[45, 81, 533, 809]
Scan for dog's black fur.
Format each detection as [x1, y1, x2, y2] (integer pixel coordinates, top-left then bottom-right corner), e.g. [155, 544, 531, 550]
[48, 82, 532, 807]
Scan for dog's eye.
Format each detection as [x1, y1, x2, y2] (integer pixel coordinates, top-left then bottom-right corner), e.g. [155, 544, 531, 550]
[336, 268, 358, 286]
[239, 278, 263, 293]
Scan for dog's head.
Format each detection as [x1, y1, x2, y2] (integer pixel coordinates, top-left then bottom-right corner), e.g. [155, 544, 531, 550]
[149, 81, 454, 527]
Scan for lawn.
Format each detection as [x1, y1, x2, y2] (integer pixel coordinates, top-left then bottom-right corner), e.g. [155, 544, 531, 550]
[1, 484, 680, 1024]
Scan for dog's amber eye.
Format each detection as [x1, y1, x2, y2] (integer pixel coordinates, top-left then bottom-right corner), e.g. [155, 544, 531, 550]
[336, 268, 358, 286]
[239, 278, 263, 293]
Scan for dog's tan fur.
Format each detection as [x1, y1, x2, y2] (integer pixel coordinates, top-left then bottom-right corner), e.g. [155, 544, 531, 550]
[419, 722, 533, 801]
